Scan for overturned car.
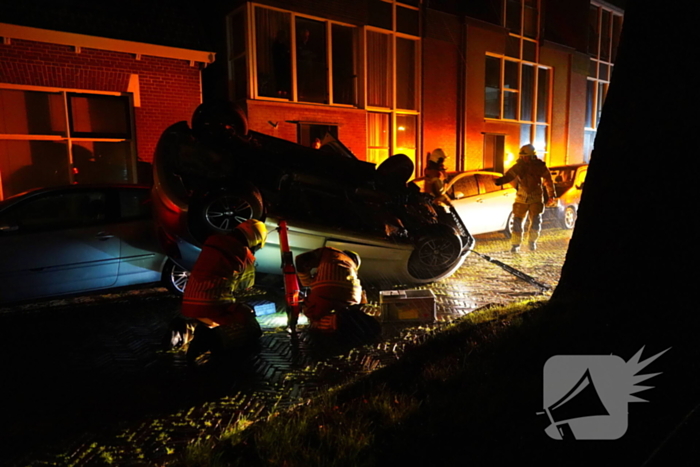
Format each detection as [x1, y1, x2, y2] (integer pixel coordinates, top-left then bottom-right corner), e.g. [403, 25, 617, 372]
[151, 102, 473, 286]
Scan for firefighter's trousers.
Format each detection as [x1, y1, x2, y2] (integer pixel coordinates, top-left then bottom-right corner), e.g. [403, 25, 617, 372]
[511, 202, 545, 246]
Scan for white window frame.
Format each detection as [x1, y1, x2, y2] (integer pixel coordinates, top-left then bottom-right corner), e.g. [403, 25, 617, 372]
[242, 3, 359, 107]
[364, 0, 421, 170]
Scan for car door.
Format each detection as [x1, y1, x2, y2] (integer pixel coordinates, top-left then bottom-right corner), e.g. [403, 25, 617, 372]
[474, 174, 516, 233]
[111, 187, 167, 286]
[0, 188, 120, 303]
[445, 174, 490, 235]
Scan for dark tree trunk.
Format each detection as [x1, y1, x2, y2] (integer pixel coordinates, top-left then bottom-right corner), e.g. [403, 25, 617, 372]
[551, 0, 698, 314]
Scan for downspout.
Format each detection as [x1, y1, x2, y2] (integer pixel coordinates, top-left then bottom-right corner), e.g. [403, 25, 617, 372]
[456, 15, 467, 171]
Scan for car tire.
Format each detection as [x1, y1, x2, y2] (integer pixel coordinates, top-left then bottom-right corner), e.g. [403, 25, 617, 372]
[163, 259, 190, 295]
[408, 225, 463, 280]
[191, 185, 264, 240]
[562, 206, 577, 229]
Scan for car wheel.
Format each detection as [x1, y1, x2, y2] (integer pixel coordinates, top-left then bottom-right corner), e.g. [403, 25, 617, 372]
[562, 206, 577, 229]
[163, 259, 190, 295]
[408, 226, 463, 280]
[192, 186, 264, 239]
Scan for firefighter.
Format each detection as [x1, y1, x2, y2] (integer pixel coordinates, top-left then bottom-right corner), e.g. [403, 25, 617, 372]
[295, 247, 380, 338]
[423, 148, 450, 206]
[495, 144, 557, 253]
[181, 219, 267, 363]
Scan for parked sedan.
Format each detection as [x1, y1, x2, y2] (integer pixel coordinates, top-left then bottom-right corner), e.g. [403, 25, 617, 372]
[152, 102, 473, 286]
[412, 171, 517, 237]
[0, 184, 188, 304]
[547, 164, 588, 229]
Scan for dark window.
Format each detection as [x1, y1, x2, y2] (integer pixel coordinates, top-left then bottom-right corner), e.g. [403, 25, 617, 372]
[396, 38, 417, 110]
[600, 9, 611, 61]
[485, 56, 501, 119]
[119, 189, 152, 220]
[585, 80, 595, 128]
[332, 24, 356, 105]
[588, 6, 599, 56]
[523, 0, 538, 39]
[536, 67, 549, 123]
[397, 6, 419, 36]
[296, 17, 328, 104]
[520, 64, 534, 121]
[10, 191, 106, 232]
[506, 0, 521, 34]
[255, 7, 292, 99]
[369, 0, 392, 30]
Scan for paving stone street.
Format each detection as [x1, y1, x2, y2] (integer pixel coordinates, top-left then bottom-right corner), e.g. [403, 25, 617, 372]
[0, 225, 572, 466]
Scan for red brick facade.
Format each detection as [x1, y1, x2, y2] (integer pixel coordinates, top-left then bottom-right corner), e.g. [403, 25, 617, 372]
[246, 100, 368, 160]
[0, 38, 203, 163]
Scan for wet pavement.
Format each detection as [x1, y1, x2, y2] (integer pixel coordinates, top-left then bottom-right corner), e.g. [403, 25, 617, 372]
[0, 226, 571, 466]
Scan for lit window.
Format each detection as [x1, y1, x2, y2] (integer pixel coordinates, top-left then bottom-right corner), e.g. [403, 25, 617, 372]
[365, 0, 420, 170]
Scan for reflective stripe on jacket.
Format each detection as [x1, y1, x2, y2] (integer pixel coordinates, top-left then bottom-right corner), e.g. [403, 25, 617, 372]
[296, 247, 363, 321]
[182, 234, 255, 321]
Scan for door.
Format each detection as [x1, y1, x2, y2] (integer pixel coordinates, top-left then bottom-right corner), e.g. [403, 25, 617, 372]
[0, 189, 119, 302]
[474, 174, 516, 233]
[483, 134, 505, 173]
[446, 174, 489, 235]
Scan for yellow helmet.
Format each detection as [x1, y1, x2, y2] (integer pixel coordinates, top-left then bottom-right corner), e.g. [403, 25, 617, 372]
[235, 219, 267, 249]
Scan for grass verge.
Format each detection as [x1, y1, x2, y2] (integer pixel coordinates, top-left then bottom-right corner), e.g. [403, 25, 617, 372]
[172, 298, 700, 467]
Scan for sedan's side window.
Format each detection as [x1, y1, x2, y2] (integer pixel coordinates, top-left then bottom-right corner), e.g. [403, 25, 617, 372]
[476, 174, 502, 194]
[9, 191, 106, 232]
[451, 176, 479, 199]
[119, 189, 151, 220]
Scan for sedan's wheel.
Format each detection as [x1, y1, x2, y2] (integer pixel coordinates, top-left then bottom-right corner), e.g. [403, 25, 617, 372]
[205, 194, 256, 232]
[408, 228, 463, 280]
[562, 206, 577, 229]
[193, 186, 264, 240]
[163, 260, 190, 295]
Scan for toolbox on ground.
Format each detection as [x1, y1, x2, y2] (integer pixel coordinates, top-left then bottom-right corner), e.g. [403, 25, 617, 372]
[379, 289, 436, 323]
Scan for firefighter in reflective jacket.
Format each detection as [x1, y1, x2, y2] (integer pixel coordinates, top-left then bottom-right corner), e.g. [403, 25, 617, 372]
[423, 148, 450, 207]
[495, 144, 557, 253]
[296, 247, 371, 333]
[182, 219, 267, 362]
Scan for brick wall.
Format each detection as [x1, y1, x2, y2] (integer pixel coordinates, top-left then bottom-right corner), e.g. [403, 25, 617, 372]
[0, 38, 203, 163]
[246, 100, 368, 160]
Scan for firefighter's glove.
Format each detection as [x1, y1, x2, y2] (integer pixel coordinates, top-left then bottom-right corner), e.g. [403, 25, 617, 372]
[494, 177, 504, 186]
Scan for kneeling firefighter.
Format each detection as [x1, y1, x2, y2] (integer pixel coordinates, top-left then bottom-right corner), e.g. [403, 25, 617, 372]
[181, 219, 267, 362]
[295, 247, 380, 339]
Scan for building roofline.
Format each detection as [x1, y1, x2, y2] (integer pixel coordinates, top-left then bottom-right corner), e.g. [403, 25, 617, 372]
[0, 22, 215, 64]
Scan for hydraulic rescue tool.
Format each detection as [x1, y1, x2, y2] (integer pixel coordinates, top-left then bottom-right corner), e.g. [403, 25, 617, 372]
[277, 219, 302, 332]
